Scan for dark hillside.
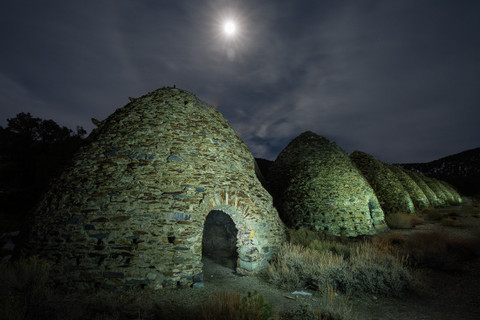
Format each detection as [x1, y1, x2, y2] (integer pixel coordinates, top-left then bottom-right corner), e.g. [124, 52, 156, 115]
[399, 147, 480, 196]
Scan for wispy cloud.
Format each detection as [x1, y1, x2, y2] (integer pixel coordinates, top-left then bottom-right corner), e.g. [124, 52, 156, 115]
[1, 0, 479, 163]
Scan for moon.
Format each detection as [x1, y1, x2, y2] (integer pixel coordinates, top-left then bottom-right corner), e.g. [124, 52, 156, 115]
[223, 20, 237, 37]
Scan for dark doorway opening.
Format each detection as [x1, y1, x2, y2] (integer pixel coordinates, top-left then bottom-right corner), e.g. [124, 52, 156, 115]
[368, 199, 381, 225]
[202, 210, 238, 270]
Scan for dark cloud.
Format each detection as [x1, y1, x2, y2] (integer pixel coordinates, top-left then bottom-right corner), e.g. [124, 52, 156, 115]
[1, 0, 479, 163]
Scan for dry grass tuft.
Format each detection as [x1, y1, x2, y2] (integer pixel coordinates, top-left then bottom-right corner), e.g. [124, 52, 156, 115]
[267, 238, 412, 297]
[288, 228, 351, 257]
[462, 203, 480, 218]
[404, 232, 477, 271]
[385, 212, 424, 229]
[279, 285, 354, 320]
[267, 243, 347, 291]
[439, 217, 457, 227]
[446, 210, 460, 217]
[201, 290, 274, 320]
[420, 207, 444, 221]
[0, 256, 53, 320]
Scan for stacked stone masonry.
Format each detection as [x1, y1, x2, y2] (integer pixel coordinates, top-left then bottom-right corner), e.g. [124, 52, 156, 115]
[406, 170, 443, 207]
[26, 88, 286, 290]
[386, 164, 430, 210]
[267, 132, 388, 237]
[439, 181, 463, 204]
[350, 151, 415, 214]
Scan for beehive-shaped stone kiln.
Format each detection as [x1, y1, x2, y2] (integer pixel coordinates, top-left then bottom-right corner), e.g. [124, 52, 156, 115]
[421, 176, 462, 206]
[421, 176, 449, 206]
[350, 151, 415, 214]
[386, 164, 430, 210]
[267, 132, 387, 237]
[405, 170, 442, 207]
[439, 181, 463, 204]
[27, 87, 286, 290]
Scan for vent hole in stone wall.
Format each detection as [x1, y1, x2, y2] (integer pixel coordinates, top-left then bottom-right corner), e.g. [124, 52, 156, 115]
[202, 210, 238, 271]
[368, 199, 381, 224]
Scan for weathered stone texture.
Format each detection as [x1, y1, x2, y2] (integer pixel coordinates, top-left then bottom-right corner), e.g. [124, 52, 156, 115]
[387, 164, 430, 210]
[350, 151, 415, 214]
[405, 170, 442, 207]
[421, 176, 450, 207]
[267, 132, 387, 237]
[439, 181, 463, 204]
[404, 171, 462, 206]
[26, 88, 286, 290]
[432, 179, 462, 205]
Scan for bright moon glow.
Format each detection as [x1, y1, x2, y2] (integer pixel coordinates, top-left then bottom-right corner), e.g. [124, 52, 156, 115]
[223, 20, 237, 36]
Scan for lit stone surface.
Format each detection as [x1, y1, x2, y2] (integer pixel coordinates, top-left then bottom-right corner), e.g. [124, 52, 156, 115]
[350, 151, 415, 214]
[420, 175, 462, 206]
[421, 175, 450, 207]
[267, 132, 388, 237]
[26, 87, 286, 290]
[404, 170, 442, 207]
[386, 164, 430, 210]
[439, 181, 463, 204]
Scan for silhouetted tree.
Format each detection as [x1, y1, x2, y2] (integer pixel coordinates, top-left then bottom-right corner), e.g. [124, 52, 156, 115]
[0, 112, 86, 227]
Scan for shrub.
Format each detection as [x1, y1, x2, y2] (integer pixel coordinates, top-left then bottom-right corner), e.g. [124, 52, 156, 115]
[385, 212, 424, 229]
[288, 228, 351, 257]
[347, 242, 412, 295]
[462, 204, 480, 217]
[404, 232, 477, 271]
[421, 208, 444, 221]
[446, 210, 460, 217]
[0, 256, 52, 320]
[439, 217, 457, 227]
[201, 290, 274, 320]
[279, 286, 353, 320]
[267, 241, 412, 297]
[267, 243, 347, 291]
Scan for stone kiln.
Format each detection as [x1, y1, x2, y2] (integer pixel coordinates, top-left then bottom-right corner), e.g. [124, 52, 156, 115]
[267, 132, 388, 237]
[405, 170, 442, 207]
[420, 175, 462, 206]
[350, 151, 415, 214]
[386, 164, 430, 210]
[26, 87, 286, 290]
[439, 181, 463, 204]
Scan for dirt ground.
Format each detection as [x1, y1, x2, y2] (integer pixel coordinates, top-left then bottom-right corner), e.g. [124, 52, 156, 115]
[145, 200, 480, 320]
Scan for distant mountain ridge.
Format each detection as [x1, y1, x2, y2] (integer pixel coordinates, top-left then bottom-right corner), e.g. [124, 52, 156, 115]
[398, 147, 480, 196]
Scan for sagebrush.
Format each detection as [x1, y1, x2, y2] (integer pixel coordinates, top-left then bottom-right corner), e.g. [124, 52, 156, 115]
[267, 240, 412, 296]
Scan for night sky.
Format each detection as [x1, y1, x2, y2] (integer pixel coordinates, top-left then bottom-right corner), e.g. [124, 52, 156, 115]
[1, 0, 479, 163]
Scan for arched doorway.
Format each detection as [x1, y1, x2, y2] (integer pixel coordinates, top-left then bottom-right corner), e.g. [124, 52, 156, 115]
[202, 210, 239, 270]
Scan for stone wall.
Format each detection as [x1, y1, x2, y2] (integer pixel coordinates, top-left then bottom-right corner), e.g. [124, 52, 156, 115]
[350, 151, 415, 214]
[267, 132, 387, 237]
[408, 172, 462, 206]
[25, 88, 286, 290]
[386, 164, 430, 210]
[439, 181, 463, 204]
[421, 176, 449, 207]
[405, 170, 442, 207]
